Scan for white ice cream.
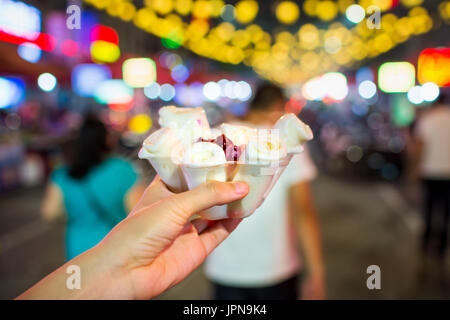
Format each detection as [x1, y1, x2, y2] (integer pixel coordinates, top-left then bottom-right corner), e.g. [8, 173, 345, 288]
[159, 105, 210, 130]
[245, 132, 287, 164]
[159, 106, 211, 146]
[220, 123, 257, 146]
[181, 142, 227, 167]
[138, 127, 181, 159]
[274, 113, 313, 153]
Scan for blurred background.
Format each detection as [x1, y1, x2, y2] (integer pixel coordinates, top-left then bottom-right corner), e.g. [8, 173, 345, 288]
[0, 0, 449, 299]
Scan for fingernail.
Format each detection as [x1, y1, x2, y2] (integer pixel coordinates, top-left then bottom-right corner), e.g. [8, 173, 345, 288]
[232, 182, 248, 195]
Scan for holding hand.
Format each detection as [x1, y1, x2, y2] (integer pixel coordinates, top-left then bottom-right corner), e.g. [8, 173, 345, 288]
[18, 177, 249, 300]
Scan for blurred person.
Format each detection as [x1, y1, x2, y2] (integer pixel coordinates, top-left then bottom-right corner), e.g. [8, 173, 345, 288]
[205, 83, 325, 300]
[41, 115, 145, 260]
[19, 178, 249, 299]
[413, 95, 450, 261]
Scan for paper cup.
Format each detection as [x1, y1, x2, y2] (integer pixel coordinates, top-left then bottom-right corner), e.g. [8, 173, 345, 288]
[228, 156, 291, 218]
[181, 163, 233, 220]
[146, 156, 187, 193]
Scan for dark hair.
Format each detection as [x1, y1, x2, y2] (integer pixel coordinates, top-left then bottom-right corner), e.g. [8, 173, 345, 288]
[68, 115, 111, 179]
[249, 83, 285, 110]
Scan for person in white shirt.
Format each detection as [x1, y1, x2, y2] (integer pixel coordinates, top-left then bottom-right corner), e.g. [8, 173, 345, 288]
[414, 95, 450, 260]
[205, 83, 325, 300]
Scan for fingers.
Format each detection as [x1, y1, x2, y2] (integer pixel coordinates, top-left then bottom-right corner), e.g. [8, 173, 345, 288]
[153, 181, 249, 226]
[191, 219, 209, 234]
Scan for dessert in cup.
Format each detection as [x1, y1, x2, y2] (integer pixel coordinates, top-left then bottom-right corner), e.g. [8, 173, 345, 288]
[139, 106, 313, 220]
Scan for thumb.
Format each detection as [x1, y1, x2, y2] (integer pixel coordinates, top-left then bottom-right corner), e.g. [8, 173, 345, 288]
[152, 180, 249, 226]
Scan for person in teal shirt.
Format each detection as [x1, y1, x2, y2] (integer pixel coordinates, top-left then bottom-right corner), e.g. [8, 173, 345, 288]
[41, 116, 145, 260]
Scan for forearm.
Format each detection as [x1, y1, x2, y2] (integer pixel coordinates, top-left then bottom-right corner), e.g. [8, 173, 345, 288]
[17, 245, 129, 300]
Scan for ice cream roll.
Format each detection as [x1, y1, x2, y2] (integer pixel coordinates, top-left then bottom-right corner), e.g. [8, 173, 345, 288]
[138, 127, 187, 193]
[274, 113, 313, 153]
[180, 142, 229, 220]
[159, 106, 211, 146]
[219, 123, 257, 147]
[229, 133, 288, 217]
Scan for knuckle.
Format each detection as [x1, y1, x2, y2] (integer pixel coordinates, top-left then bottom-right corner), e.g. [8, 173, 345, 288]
[167, 196, 188, 221]
[205, 180, 221, 195]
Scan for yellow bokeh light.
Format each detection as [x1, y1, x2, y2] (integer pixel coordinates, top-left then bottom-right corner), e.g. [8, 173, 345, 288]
[338, 0, 355, 13]
[129, 114, 152, 134]
[193, 0, 212, 19]
[187, 19, 209, 39]
[276, 1, 300, 25]
[146, 0, 173, 15]
[235, 0, 259, 24]
[90, 40, 120, 63]
[106, 0, 122, 17]
[210, 0, 225, 17]
[303, 0, 318, 16]
[359, 0, 392, 11]
[374, 33, 393, 53]
[276, 31, 296, 45]
[232, 30, 251, 48]
[246, 24, 264, 42]
[133, 8, 157, 29]
[401, 0, 423, 7]
[215, 22, 235, 42]
[175, 0, 193, 15]
[298, 23, 320, 50]
[316, 1, 338, 21]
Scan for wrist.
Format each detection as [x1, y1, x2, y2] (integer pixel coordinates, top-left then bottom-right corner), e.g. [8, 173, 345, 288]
[72, 244, 134, 299]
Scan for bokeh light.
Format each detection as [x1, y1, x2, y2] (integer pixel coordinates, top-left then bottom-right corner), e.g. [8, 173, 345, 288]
[144, 82, 161, 100]
[90, 40, 121, 63]
[123, 58, 157, 88]
[346, 4, 366, 23]
[37, 73, 57, 92]
[276, 1, 300, 25]
[420, 82, 440, 102]
[72, 64, 111, 97]
[128, 114, 153, 134]
[171, 64, 190, 83]
[407, 85, 423, 104]
[159, 83, 176, 101]
[17, 43, 41, 63]
[358, 80, 377, 99]
[378, 62, 415, 93]
[94, 80, 133, 104]
[0, 77, 25, 109]
[235, 0, 258, 24]
[203, 81, 221, 101]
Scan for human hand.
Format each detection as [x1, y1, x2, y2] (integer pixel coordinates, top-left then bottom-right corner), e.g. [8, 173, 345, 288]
[90, 177, 249, 299]
[300, 275, 326, 300]
[18, 176, 249, 300]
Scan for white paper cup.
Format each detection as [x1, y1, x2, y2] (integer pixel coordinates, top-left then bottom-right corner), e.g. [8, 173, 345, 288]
[228, 156, 291, 218]
[181, 163, 234, 220]
[147, 156, 187, 193]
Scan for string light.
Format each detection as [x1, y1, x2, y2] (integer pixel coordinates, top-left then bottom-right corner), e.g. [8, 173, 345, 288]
[83, 0, 440, 86]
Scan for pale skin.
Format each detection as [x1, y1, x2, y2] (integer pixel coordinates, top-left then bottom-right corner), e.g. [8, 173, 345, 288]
[18, 178, 249, 299]
[245, 106, 326, 300]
